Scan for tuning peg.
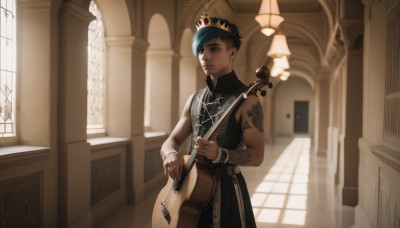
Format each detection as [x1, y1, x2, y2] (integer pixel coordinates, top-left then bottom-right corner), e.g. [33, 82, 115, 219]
[260, 90, 266, 97]
[267, 82, 273, 89]
[256, 66, 269, 80]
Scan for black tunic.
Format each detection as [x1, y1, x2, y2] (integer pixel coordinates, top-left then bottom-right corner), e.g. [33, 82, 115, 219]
[189, 71, 257, 228]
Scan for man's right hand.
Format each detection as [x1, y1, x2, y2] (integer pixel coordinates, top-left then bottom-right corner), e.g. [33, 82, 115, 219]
[163, 152, 184, 180]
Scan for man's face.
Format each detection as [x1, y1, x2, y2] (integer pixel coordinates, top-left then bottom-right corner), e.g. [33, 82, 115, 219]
[198, 38, 236, 78]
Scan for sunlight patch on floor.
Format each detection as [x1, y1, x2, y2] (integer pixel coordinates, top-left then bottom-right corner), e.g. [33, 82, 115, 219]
[251, 137, 311, 226]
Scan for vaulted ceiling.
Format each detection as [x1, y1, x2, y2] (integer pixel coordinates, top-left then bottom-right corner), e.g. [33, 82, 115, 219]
[222, 0, 334, 88]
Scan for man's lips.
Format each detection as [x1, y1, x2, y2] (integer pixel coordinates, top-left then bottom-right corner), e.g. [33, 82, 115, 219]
[202, 64, 213, 69]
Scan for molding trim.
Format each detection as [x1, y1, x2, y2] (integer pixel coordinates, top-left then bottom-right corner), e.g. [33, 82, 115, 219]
[371, 145, 400, 171]
[0, 146, 50, 169]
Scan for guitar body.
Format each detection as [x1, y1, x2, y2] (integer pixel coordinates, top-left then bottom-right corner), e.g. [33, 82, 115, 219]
[152, 155, 215, 228]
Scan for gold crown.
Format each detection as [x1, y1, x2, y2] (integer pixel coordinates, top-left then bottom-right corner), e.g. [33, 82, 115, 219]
[196, 12, 232, 34]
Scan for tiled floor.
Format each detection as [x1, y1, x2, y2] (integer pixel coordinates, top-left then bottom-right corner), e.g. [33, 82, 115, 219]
[98, 136, 355, 228]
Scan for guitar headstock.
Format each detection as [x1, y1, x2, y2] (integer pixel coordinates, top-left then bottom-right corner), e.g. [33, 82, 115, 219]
[247, 66, 273, 97]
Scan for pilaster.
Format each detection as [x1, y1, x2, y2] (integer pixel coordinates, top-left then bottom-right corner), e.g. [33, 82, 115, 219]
[147, 49, 181, 133]
[314, 68, 330, 156]
[338, 14, 364, 206]
[58, 2, 94, 227]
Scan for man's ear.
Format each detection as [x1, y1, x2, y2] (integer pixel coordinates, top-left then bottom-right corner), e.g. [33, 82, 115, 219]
[230, 48, 238, 60]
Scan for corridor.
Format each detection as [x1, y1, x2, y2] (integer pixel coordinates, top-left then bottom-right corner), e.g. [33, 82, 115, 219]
[98, 136, 355, 228]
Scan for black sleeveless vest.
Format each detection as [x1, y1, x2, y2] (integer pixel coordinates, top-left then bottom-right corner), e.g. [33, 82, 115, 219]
[189, 71, 247, 164]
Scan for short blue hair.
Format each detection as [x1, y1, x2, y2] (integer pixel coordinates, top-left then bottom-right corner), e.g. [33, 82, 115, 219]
[192, 18, 242, 56]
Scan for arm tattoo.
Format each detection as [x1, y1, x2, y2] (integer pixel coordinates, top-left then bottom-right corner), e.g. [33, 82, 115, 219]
[226, 149, 250, 165]
[242, 121, 251, 132]
[246, 101, 264, 133]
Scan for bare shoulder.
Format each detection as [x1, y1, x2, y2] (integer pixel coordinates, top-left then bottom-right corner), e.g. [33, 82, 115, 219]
[239, 94, 263, 113]
[237, 94, 264, 134]
[181, 93, 196, 116]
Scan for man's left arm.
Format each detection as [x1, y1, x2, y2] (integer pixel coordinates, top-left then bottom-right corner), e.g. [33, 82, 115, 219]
[226, 95, 265, 166]
[195, 95, 265, 166]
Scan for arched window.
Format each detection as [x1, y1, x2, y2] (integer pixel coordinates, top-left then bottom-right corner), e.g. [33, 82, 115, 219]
[0, 0, 16, 142]
[87, 1, 105, 136]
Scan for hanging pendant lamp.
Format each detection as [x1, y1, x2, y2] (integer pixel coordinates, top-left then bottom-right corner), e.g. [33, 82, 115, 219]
[270, 64, 284, 77]
[270, 56, 289, 77]
[274, 56, 289, 69]
[255, 0, 284, 36]
[279, 71, 290, 81]
[267, 33, 291, 58]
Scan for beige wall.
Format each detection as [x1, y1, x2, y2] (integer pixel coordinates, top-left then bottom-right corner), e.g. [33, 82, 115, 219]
[273, 77, 314, 137]
[354, 0, 400, 227]
[1, 0, 398, 227]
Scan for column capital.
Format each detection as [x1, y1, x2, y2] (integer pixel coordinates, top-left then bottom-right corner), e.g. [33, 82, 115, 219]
[60, 1, 95, 25]
[326, 28, 346, 68]
[339, 19, 364, 52]
[19, 0, 52, 11]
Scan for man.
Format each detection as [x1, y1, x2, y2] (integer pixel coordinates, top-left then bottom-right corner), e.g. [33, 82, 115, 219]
[160, 13, 265, 227]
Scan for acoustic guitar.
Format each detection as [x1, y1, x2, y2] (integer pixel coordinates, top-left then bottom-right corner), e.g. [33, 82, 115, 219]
[152, 66, 272, 228]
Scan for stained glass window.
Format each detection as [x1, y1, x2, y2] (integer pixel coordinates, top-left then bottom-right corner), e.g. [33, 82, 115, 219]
[87, 1, 105, 134]
[0, 0, 16, 138]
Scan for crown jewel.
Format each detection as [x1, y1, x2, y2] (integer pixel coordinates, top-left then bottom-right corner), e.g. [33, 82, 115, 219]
[196, 12, 233, 34]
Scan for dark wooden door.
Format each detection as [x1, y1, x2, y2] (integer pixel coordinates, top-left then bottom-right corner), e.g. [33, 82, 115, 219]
[294, 101, 309, 133]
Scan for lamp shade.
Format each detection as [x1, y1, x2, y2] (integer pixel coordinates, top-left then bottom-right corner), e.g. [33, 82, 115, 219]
[279, 71, 290, 81]
[270, 64, 284, 77]
[273, 56, 290, 69]
[255, 0, 284, 36]
[267, 34, 291, 58]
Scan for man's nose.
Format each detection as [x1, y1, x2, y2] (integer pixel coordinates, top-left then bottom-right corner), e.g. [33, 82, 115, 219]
[201, 50, 210, 61]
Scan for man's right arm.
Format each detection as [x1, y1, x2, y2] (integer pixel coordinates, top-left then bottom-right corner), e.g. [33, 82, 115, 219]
[161, 94, 194, 179]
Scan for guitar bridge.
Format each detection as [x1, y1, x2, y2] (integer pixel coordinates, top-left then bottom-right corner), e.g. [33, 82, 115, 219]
[161, 202, 171, 224]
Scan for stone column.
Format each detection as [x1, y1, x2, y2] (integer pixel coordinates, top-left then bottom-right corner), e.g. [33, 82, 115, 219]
[58, 2, 94, 227]
[340, 21, 364, 206]
[129, 37, 149, 204]
[105, 36, 149, 204]
[147, 49, 180, 133]
[314, 69, 330, 156]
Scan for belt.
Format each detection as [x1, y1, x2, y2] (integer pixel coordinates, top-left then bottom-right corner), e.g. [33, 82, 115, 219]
[213, 165, 241, 177]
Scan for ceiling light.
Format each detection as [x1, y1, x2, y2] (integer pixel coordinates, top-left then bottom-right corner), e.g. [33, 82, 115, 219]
[255, 0, 284, 36]
[267, 33, 291, 58]
[279, 71, 290, 81]
[273, 56, 290, 69]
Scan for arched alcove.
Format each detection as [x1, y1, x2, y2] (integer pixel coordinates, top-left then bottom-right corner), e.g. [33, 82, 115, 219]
[146, 13, 176, 132]
[179, 28, 198, 114]
[273, 77, 314, 137]
[89, 0, 137, 137]
[95, 0, 131, 35]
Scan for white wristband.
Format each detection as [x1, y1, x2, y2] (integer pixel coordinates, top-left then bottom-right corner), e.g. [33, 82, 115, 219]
[220, 148, 229, 163]
[162, 151, 178, 161]
[212, 147, 222, 163]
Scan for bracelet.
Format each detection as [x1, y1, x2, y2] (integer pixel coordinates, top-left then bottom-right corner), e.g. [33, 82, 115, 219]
[219, 148, 229, 163]
[162, 151, 178, 161]
[212, 147, 222, 163]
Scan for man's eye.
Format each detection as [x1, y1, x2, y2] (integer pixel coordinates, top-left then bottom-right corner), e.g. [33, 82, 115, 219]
[210, 47, 219, 52]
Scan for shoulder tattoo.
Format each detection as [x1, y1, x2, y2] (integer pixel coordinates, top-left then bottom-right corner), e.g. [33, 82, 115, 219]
[246, 101, 264, 133]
